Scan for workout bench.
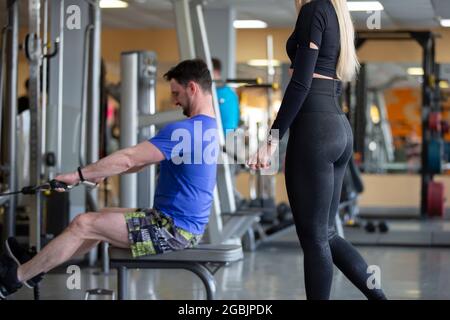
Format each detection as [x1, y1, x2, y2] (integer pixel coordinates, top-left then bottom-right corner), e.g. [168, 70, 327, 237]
[109, 244, 243, 300]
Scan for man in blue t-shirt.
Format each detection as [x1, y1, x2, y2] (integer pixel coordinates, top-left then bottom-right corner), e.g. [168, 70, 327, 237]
[0, 59, 220, 298]
[212, 58, 240, 136]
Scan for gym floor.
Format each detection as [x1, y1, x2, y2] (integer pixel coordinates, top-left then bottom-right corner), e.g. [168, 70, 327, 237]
[8, 227, 450, 300]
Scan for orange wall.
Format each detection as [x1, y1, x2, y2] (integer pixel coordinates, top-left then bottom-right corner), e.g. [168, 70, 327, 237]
[101, 29, 179, 64]
[236, 28, 291, 62]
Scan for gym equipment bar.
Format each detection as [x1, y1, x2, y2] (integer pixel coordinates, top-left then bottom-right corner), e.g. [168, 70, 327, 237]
[4, 0, 19, 240]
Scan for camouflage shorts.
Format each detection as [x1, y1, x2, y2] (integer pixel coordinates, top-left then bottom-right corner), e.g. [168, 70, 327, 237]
[125, 208, 203, 258]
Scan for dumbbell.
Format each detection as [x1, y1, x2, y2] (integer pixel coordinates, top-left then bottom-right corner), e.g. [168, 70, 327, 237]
[364, 221, 376, 233]
[378, 221, 389, 233]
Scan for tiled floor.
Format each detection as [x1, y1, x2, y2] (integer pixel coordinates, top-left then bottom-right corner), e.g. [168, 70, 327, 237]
[9, 227, 450, 300]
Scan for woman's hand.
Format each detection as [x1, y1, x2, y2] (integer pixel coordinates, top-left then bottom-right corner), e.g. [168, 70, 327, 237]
[247, 141, 278, 171]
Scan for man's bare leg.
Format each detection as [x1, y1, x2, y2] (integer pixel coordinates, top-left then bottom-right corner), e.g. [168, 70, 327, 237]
[70, 240, 101, 259]
[70, 208, 135, 259]
[17, 210, 130, 283]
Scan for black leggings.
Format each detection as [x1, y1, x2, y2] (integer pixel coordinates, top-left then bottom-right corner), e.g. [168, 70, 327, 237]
[284, 78, 386, 300]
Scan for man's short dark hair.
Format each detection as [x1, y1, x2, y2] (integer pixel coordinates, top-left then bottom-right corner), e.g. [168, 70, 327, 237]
[212, 58, 221, 72]
[164, 59, 212, 93]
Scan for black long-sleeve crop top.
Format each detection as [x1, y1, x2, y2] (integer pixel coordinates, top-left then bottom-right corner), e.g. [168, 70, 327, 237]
[271, 0, 340, 139]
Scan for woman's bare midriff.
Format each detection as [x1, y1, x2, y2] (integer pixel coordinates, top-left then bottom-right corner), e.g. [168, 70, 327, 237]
[313, 73, 334, 80]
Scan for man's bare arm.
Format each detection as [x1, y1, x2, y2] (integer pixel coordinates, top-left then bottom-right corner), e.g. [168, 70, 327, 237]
[54, 141, 165, 185]
[82, 141, 164, 181]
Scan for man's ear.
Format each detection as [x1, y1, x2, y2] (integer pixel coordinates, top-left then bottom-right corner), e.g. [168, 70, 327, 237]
[187, 81, 197, 95]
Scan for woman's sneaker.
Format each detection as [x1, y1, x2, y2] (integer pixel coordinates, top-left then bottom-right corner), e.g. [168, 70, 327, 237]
[5, 237, 45, 288]
[0, 254, 23, 299]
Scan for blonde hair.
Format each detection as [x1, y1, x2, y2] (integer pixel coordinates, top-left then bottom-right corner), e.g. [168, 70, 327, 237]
[295, 0, 310, 14]
[294, 0, 360, 82]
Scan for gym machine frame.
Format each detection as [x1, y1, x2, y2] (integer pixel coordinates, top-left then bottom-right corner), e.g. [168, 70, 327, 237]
[119, 51, 168, 210]
[1, 0, 19, 243]
[355, 31, 442, 217]
[1, 0, 103, 264]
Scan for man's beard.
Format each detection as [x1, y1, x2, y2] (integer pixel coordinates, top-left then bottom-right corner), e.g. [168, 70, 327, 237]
[182, 103, 191, 117]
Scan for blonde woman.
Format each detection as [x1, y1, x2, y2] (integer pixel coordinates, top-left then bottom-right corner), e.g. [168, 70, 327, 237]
[249, 0, 387, 299]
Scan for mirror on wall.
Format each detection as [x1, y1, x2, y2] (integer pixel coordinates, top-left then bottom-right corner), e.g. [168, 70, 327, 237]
[358, 63, 450, 174]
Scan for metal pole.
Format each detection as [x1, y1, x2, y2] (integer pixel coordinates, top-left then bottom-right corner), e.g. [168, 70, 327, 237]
[120, 52, 138, 208]
[88, 2, 101, 174]
[56, 0, 65, 173]
[266, 35, 276, 201]
[172, 0, 196, 60]
[41, 0, 48, 176]
[28, 0, 43, 251]
[355, 64, 367, 163]
[0, 26, 8, 148]
[191, 2, 225, 143]
[117, 266, 128, 300]
[79, 21, 93, 262]
[89, 1, 106, 271]
[191, 1, 236, 214]
[256, 121, 263, 199]
[5, 0, 19, 239]
[45, 0, 64, 179]
[266, 35, 275, 120]
[137, 52, 157, 209]
[420, 34, 434, 217]
[79, 26, 93, 167]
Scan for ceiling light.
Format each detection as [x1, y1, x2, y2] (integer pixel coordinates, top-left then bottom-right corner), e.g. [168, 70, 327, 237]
[247, 59, 281, 67]
[347, 1, 384, 11]
[440, 19, 450, 27]
[100, 0, 128, 9]
[407, 67, 424, 76]
[233, 20, 267, 29]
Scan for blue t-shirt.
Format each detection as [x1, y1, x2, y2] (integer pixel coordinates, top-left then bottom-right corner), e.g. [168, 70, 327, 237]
[149, 114, 219, 234]
[216, 85, 240, 135]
